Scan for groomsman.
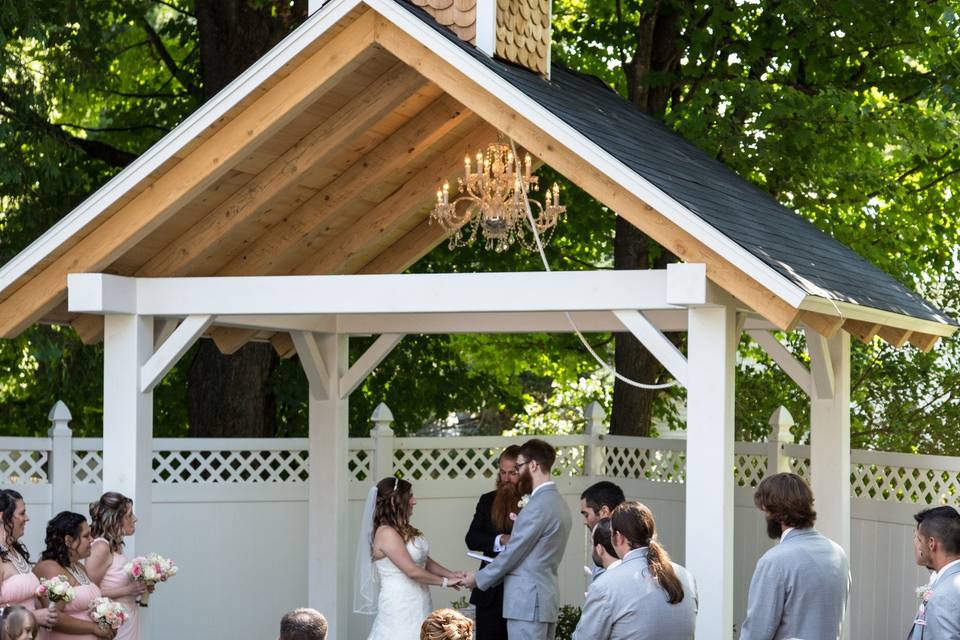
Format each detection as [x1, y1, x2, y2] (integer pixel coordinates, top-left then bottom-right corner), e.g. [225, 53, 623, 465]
[464, 445, 522, 640]
[579, 481, 625, 529]
[908, 505, 960, 638]
[740, 472, 851, 640]
[590, 518, 620, 581]
[464, 439, 572, 640]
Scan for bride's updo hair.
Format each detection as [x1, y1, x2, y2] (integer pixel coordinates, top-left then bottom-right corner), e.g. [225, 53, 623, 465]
[373, 477, 422, 543]
[420, 608, 473, 640]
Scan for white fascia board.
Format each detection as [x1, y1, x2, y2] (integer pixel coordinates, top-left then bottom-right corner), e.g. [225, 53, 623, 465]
[67, 274, 136, 314]
[0, 0, 363, 296]
[799, 295, 957, 337]
[131, 271, 677, 316]
[369, 0, 808, 309]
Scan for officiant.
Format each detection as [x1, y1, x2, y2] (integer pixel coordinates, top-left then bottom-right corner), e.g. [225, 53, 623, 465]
[465, 445, 522, 640]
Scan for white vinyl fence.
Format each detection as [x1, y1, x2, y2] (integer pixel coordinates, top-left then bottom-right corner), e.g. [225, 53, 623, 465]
[0, 401, 955, 639]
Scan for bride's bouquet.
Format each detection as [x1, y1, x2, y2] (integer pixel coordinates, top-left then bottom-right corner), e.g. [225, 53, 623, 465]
[36, 575, 75, 610]
[88, 597, 130, 631]
[124, 553, 178, 607]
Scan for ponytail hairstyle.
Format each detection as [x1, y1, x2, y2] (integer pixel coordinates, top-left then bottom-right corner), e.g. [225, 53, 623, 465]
[420, 608, 474, 640]
[610, 501, 684, 604]
[89, 492, 133, 553]
[40, 512, 87, 568]
[372, 477, 422, 543]
[592, 517, 616, 559]
[0, 490, 29, 564]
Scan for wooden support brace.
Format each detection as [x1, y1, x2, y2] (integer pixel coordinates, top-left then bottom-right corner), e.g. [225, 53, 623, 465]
[842, 319, 881, 344]
[611, 310, 688, 388]
[71, 315, 105, 345]
[291, 332, 331, 400]
[807, 331, 836, 400]
[908, 332, 940, 353]
[140, 315, 214, 393]
[746, 329, 812, 397]
[211, 326, 259, 355]
[798, 310, 845, 339]
[339, 334, 404, 398]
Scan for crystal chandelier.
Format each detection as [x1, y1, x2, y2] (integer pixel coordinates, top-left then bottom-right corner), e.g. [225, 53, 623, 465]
[430, 142, 565, 252]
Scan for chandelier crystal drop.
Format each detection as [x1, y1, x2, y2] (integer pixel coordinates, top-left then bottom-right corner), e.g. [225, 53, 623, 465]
[430, 142, 565, 252]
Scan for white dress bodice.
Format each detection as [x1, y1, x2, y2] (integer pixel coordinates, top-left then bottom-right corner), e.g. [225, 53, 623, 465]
[367, 536, 433, 640]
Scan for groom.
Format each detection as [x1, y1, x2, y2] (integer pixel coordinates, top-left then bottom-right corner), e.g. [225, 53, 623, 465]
[464, 439, 572, 640]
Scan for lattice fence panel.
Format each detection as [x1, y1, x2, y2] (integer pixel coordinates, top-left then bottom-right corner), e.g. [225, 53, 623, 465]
[0, 450, 48, 484]
[73, 451, 103, 484]
[790, 457, 810, 480]
[153, 449, 309, 483]
[552, 446, 585, 477]
[734, 454, 768, 488]
[393, 446, 499, 481]
[604, 446, 686, 483]
[851, 463, 960, 504]
[348, 449, 371, 482]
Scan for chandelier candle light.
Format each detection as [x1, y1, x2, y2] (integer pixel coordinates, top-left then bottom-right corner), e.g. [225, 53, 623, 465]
[431, 142, 565, 252]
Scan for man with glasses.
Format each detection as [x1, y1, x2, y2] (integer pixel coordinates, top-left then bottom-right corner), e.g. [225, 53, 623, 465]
[463, 439, 572, 640]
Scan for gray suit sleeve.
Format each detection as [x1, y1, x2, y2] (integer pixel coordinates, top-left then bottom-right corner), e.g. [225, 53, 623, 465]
[572, 580, 614, 640]
[739, 557, 786, 640]
[927, 592, 960, 639]
[475, 497, 544, 591]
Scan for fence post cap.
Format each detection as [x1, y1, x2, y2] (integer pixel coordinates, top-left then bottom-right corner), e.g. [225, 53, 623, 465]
[767, 405, 794, 441]
[47, 401, 73, 437]
[371, 403, 395, 435]
[584, 401, 607, 435]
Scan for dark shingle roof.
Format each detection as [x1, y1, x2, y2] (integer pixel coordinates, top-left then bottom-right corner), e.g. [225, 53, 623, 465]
[396, 0, 954, 326]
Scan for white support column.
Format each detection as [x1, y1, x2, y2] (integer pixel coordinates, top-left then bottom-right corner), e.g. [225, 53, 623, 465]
[809, 331, 851, 551]
[686, 303, 736, 640]
[103, 314, 153, 640]
[306, 334, 350, 639]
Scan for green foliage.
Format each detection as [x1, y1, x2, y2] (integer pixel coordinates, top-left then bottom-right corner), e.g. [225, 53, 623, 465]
[554, 604, 582, 640]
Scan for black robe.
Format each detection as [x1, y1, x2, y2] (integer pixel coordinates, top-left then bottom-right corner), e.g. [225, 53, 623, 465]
[465, 489, 509, 640]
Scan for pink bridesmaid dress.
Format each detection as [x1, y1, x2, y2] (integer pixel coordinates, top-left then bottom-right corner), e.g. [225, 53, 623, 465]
[43, 581, 101, 640]
[91, 539, 138, 640]
[1, 571, 40, 609]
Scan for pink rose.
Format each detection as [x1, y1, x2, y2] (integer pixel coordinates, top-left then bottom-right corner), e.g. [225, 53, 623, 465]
[131, 565, 142, 578]
[509, 512, 517, 521]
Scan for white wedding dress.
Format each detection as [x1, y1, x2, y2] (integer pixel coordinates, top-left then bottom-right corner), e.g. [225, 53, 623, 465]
[367, 536, 433, 640]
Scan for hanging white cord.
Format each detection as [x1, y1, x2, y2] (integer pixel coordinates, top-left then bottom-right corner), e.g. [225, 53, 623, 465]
[508, 138, 677, 390]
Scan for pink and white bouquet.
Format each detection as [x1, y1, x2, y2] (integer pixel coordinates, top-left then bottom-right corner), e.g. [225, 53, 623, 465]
[88, 597, 130, 630]
[123, 553, 178, 606]
[36, 575, 75, 609]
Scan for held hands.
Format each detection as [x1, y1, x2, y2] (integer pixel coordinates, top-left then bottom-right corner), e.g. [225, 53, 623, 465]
[462, 571, 477, 589]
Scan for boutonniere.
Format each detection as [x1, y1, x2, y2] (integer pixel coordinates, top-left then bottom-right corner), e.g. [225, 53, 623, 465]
[518, 494, 531, 509]
[916, 585, 934, 604]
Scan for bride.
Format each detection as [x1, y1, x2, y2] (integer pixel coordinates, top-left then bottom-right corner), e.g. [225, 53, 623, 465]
[354, 477, 464, 640]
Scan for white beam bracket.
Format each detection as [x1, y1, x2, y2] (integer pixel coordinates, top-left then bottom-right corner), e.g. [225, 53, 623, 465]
[339, 334, 404, 399]
[140, 315, 214, 393]
[612, 309, 688, 388]
[292, 332, 332, 400]
[746, 330, 812, 397]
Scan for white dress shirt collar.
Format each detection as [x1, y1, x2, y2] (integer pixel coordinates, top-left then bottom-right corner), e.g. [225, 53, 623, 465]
[530, 480, 555, 497]
[779, 527, 796, 543]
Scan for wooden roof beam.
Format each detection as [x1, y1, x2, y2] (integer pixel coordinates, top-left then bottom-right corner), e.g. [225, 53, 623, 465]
[71, 314, 104, 345]
[797, 310, 844, 339]
[215, 94, 475, 278]
[373, 17, 800, 331]
[877, 326, 912, 348]
[0, 10, 379, 339]
[297, 122, 498, 275]
[908, 332, 940, 352]
[136, 61, 428, 278]
[842, 319, 882, 344]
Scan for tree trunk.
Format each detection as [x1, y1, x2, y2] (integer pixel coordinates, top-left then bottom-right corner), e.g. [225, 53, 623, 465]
[610, 3, 685, 436]
[187, 1, 307, 437]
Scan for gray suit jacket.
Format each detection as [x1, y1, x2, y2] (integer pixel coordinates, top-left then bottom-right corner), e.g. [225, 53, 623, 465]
[572, 548, 697, 640]
[908, 561, 960, 640]
[740, 528, 851, 640]
[475, 482, 572, 623]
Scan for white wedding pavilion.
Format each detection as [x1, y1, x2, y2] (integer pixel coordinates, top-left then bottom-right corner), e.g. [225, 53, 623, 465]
[0, 0, 955, 638]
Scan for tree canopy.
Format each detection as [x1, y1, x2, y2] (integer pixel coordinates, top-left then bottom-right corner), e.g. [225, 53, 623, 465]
[0, 0, 958, 453]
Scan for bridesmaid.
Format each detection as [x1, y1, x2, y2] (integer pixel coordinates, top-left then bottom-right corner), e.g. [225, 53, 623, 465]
[85, 494, 146, 640]
[0, 490, 58, 630]
[33, 512, 113, 639]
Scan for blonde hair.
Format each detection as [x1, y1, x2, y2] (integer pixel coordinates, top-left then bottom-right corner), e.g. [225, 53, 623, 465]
[89, 492, 132, 553]
[420, 609, 473, 640]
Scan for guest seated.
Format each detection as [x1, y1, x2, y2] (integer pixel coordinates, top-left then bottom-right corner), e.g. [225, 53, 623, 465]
[34, 512, 113, 639]
[278, 608, 327, 640]
[572, 502, 697, 640]
[0, 490, 57, 631]
[420, 609, 473, 640]
[590, 518, 620, 581]
[0, 605, 38, 640]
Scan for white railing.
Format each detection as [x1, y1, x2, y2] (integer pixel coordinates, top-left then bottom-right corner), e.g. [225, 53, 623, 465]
[0, 400, 957, 508]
